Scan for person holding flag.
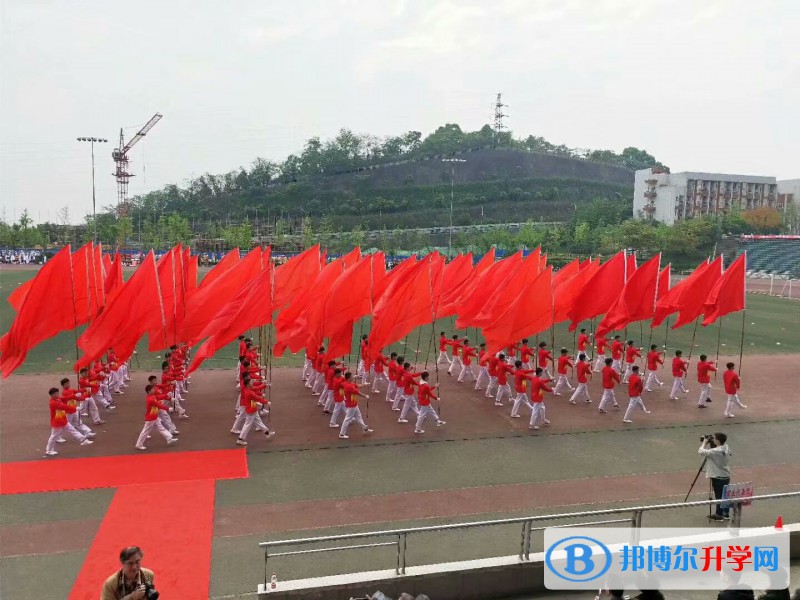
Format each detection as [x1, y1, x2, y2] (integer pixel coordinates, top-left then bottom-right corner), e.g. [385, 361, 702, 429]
[569, 353, 592, 404]
[552, 348, 575, 396]
[669, 350, 690, 400]
[510, 360, 535, 418]
[520, 339, 534, 369]
[593, 334, 609, 372]
[610, 336, 624, 373]
[623, 366, 649, 423]
[474, 343, 490, 390]
[622, 340, 641, 383]
[696, 354, 717, 409]
[494, 354, 514, 406]
[414, 371, 445, 434]
[135, 385, 178, 451]
[45, 387, 93, 456]
[447, 334, 464, 376]
[339, 372, 373, 439]
[457, 339, 477, 383]
[577, 329, 590, 357]
[643, 344, 665, 391]
[528, 368, 553, 430]
[598, 358, 621, 413]
[723, 362, 747, 418]
[537, 342, 554, 380]
[437, 331, 452, 366]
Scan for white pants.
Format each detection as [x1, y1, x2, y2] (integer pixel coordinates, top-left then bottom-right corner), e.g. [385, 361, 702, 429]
[121, 363, 130, 381]
[598, 389, 618, 411]
[101, 381, 114, 405]
[553, 374, 574, 394]
[644, 370, 662, 391]
[68, 412, 92, 435]
[485, 376, 498, 397]
[448, 356, 463, 376]
[399, 394, 419, 420]
[323, 388, 337, 412]
[158, 409, 177, 434]
[511, 392, 533, 417]
[391, 387, 406, 410]
[93, 392, 110, 409]
[83, 397, 102, 423]
[319, 385, 332, 408]
[623, 396, 648, 421]
[135, 419, 173, 447]
[495, 383, 512, 405]
[457, 364, 475, 382]
[312, 372, 325, 394]
[110, 370, 123, 393]
[437, 351, 452, 365]
[611, 359, 622, 374]
[529, 402, 546, 428]
[593, 353, 607, 372]
[725, 394, 746, 416]
[474, 367, 489, 390]
[171, 391, 186, 416]
[235, 411, 267, 439]
[341, 406, 368, 435]
[697, 383, 712, 405]
[569, 383, 590, 403]
[46, 423, 85, 453]
[302, 358, 313, 381]
[386, 380, 397, 403]
[371, 371, 389, 392]
[622, 362, 635, 382]
[669, 377, 688, 398]
[330, 402, 346, 426]
[415, 405, 440, 431]
[541, 367, 553, 380]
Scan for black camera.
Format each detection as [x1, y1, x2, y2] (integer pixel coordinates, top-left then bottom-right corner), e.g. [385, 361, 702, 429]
[700, 434, 715, 444]
[143, 582, 159, 600]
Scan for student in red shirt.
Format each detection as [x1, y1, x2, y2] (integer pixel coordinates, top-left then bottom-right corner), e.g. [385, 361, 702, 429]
[135, 385, 178, 450]
[447, 335, 464, 376]
[622, 340, 641, 383]
[528, 368, 553, 430]
[511, 360, 535, 418]
[623, 366, 650, 423]
[311, 347, 327, 395]
[577, 329, 590, 355]
[520, 339, 534, 369]
[643, 344, 665, 391]
[78, 367, 106, 424]
[537, 342, 553, 379]
[569, 353, 593, 404]
[475, 343, 490, 390]
[610, 336, 624, 373]
[356, 334, 370, 383]
[669, 350, 690, 400]
[45, 387, 92, 456]
[385, 353, 401, 404]
[390, 355, 407, 409]
[147, 375, 179, 436]
[397, 362, 422, 422]
[457, 339, 477, 383]
[552, 348, 575, 396]
[60, 377, 93, 438]
[339, 372, 373, 439]
[320, 359, 341, 410]
[593, 335, 609, 372]
[437, 331, 452, 366]
[484, 352, 501, 398]
[328, 368, 347, 427]
[598, 358, 620, 413]
[234, 378, 275, 445]
[723, 362, 747, 418]
[371, 351, 390, 393]
[414, 371, 445, 434]
[494, 355, 514, 406]
[305, 345, 324, 388]
[696, 354, 717, 409]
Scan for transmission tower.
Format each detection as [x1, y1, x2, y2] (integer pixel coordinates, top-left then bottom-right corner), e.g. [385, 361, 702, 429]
[112, 113, 163, 216]
[493, 93, 508, 142]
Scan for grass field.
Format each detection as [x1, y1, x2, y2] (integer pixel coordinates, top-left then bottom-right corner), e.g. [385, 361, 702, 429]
[1, 267, 797, 375]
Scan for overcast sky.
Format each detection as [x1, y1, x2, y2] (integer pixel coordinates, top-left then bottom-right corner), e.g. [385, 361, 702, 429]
[1, 0, 798, 224]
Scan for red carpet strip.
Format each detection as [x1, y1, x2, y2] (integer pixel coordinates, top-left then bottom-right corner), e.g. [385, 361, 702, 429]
[68, 479, 216, 600]
[0, 448, 248, 494]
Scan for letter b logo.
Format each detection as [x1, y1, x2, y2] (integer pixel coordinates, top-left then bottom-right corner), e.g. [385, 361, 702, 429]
[564, 543, 595, 575]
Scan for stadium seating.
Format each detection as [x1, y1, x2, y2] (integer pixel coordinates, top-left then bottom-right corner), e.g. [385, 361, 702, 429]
[737, 239, 800, 277]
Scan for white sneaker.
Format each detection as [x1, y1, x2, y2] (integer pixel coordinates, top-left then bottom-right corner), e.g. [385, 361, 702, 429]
[56, 438, 66, 443]
[46, 450, 58, 456]
[230, 429, 241, 434]
[511, 414, 521, 418]
[236, 439, 248, 445]
[136, 445, 147, 451]
[80, 439, 93, 445]
[725, 413, 735, 418]
[329, 423, 339, 428]
[436, 420, 446, 426]
[86, 432, 96, 438]
[398, 419, 408, 423]
[623, 419, 633, 423]
[265, 431, 276, 438]
[644, 410, 651, 414]
[339, 434, 349, 439]
[167, 438, 178, 445]
[543, 419, 551, 425]
[364, 428, 374, 433]
[740, 404, 748, 409]
[414, 429, 424, 434]
[179, 414, 190, 419]
[530, 425, 539, 430]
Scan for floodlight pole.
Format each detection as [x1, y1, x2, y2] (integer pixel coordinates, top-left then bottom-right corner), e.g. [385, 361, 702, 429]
[77, 136, 108, 242]
[442, 158, 466, 257]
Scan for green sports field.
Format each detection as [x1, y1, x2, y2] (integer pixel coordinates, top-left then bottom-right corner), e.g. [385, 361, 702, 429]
[1, 267, 798, 375]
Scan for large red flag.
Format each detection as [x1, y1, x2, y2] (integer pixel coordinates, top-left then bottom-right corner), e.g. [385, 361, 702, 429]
[671, 256, 723, 329]
[433, 253, 473, 315]
[596, 254, 661, 337]
[438, 248, 494, 316]
[567, 251, 626, 330]
[469, 249, 541, 329]
[146, 245, 188, 351]
[1, 246, 75, 377]
[553, 259, 600, 323]
[273, 245, 321, 309]
[76, 252, 162, 369]
[484, 267, 553, 355]
[455, 251, 523, 328]
[657, 264, 671, 301]
[651, 259, 710, 328]
[71, 242, 105, 325]
[184, 247, 198, 291]
[199, 249, 240, 289]
[320, 255, 375, 341]
[702, 253, 746, 326]
[104, 252, 124, 297]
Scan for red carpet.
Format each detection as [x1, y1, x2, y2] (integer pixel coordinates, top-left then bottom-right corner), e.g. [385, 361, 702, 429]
[68, 479, 217, 600]
[0, 449, 248, 494]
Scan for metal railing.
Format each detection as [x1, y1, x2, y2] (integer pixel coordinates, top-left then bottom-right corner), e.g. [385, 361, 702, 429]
[257, 491, 798, 589]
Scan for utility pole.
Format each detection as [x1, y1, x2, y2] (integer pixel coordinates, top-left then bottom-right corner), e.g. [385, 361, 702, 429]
[77, 137, 108, 242]
[493, 93, 508, 144]
[441, 158, 466, 257]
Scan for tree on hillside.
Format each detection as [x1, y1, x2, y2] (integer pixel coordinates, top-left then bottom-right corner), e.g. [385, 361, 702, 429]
[221, 222, 253, 250]
[742, 207, 782, 233]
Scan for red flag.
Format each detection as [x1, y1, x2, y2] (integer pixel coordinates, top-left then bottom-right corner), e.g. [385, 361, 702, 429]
[484, 267, 553, 354]
[596, 254, 661, 337]
[553, 259, 600, 323]
[71, 242, 105, 324]
[76, 252, 162, 369]
[433, 253, 473, 316]
[320, 255, 375, 341]
[567, 251, 627, 330]
[199, 249, 240, 289]
[469, 249, 541, 329]
[671, 256, 723, 329]
[104, 252, 124, 297]
[145, 245, 187, 351]
[651, 259, 710, 328]
[438, 248, 494, 316]
[626, 252, 638, 281]
[102, 252, 112, 275]
[702, 254, 746, 326]
[455, 251, 523, 328]
[185, 248, 198, 291]
[1, 246, 75, 377]
[657, 264, 671, 301]
[273, 245, 321, 309]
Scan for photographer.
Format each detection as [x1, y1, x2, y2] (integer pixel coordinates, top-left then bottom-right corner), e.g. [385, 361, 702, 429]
[101, 546, 157, 600]
[698, 432, 732, 521]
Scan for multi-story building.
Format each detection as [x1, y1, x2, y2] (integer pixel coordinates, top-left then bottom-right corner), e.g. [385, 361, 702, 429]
[777, 179, 800, 209]
[634, 169, 789, 225]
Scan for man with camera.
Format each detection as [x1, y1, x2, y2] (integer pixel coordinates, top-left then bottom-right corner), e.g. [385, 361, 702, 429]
[698, 432, 732, 521]
[101, 546, 158, 600]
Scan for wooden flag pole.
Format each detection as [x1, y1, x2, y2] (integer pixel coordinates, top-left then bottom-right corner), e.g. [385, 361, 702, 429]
[738, 309, 746, 376]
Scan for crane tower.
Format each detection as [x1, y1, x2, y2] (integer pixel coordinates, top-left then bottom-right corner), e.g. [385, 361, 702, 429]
[112, 113, 162, 215]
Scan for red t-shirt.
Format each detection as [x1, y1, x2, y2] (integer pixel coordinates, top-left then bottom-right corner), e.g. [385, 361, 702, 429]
[514, 368, 534, 393]
[611, 341, 624, 360]
[439, 335, 448, 352]
[697, 361, 716, 384]
[49, 397, 74, 427]
[647, 351, 663, 371]
[461, 346, 476, 366]
[417, 382, 436, 406]
[520, 345, 533, 363]
[530, 376, 552, 402]
[242, 387, 265, 414]
[343, 381, 360, 407]
[496, 362, 514, 385]
[628, 374, 643, 397]
[374, 354, 388, 373]
[487, 355, 500, 376]
[596, 337, 609, 354]
[602, 366, 620, 390]
[537, 348, 552, 368]
[672, 357, 688, 377]
[332, 375, 346, 402]
[577, 333, 589, 352]
[557, 355, 573, 375]
[723, 370, 740, 394]
[144, 394, 169, 421]
[625, 346, 641, 364]
[577, 361, 591, 384]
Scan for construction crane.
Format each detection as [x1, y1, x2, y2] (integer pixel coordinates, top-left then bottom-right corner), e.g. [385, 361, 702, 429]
[112, 112, 162, 215]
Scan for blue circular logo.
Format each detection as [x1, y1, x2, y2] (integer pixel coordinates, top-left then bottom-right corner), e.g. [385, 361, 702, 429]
[545, 535, 613, 582]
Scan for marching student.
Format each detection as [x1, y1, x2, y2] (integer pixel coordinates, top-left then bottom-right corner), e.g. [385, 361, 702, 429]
[390, 355, 406, 408]
[552, 348, 575, 396]
[397, 362, 422, 421]
[356, 334, 370, 383]
[457, 339, 477, 382]
[302, 348, 314, 383]
[622, 340, 641, 383]
[437, 331, 452, 366]
[60, 378, 94, 439]
[323, 367, 344, 414]
[593, 334, 609, 372]
[447, 334, 464, 376]
[474, 343, 490, 390]
[339, 372, 373, 439]
[668, 350, 690, 400]
[311, 348, 327, 395]
[134, 385, 178, 451]
[643, 344, 665, 391]
[371, 351, 390, 393]
[44, 387, 93, 456]
[610, 336, 624, 373]
[485, 352, 501, 398]
[723, 362, 747, 418]
[597, 358, 621, 413]
[385, 352, 400, 403]
[414, 372, 445, 434]
[537, 342, 553, 380]
[494, 354, 514, 406]
[319, 359, 341, 408]
[528, 368, 552, 430]
[510, 360, 535, 418]
[569, 353, 592, 404]
[329, 369, 348, 427]
[234, 378, 275, 445]
[696, 354, 717, 409]
[161, 361, 188, 418]
[577, 328, 590, 357]
[78, 368, 105, 425]
[519, 339, 534, 369]
[505, 342, 519, 363]
[147, 375, 179, 436]
[623, 366, 649, 423]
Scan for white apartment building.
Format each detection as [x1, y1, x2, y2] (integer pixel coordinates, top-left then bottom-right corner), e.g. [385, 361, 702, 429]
[634, 168, 789, 225]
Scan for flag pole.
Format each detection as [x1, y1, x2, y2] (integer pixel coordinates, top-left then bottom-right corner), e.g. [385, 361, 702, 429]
[713, 317, 723, 381]
[687, 317, 700, 361]
[661, 316, 670, 370]
[66, 245, 80, 361]
[738, 309, 746, 376]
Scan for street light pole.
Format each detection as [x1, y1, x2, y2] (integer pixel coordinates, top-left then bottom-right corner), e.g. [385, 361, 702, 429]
[77, 137, 108, 242]
[442, 158, 466, 257]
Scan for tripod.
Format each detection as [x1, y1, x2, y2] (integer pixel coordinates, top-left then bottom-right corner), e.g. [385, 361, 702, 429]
[684, 457, 713, 517]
